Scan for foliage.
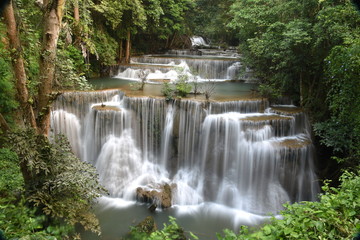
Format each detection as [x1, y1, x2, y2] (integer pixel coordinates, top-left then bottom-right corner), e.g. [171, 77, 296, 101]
[217, 169, 360, 240]
[161, 74, 192, 100]
[257, 83, 281, 102]
[133, 0, 194, 52]
[161, 82, 175, 101]
[224, 0, 360, 167]
[0, 148, 76, 239]
[6, 129, 107, 234]
[0, 148, 22, 196]
[0, 49, 18, 124]
[56, 43, 93, 91]
[15, 0, 42, 96]
[93, 0, 146, 32]
[0, 197, 76, 240]
[0, 23, 18, 124]
[175, 75, 192, 98]
[149, 217, 196, 240]
[127, 216, 198, 240]
[314, 39, 360, 164]
[91, 28, 118, 66]
[192, 0, 237, 44]
[227, 0, 360, 107]
[155, 0, 194, 39]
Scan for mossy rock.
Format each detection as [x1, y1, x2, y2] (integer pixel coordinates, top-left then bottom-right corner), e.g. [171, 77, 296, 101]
[134, 216, 157, 234]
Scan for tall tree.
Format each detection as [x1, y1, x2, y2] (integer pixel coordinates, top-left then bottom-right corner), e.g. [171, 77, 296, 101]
[37, 0, 66, 134]
[1, 1, 106, 235]
[2, 0, 37, 129]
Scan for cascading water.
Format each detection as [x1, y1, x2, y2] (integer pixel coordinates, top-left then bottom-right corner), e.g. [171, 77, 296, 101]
[190, 36, 209, 47]
[51, 88, 319, 239]
[113, 41, 256, 82]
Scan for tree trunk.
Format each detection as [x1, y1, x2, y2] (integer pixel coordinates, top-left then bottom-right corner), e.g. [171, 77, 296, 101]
[37, 0, 66, 135]
[73, 0, 80, 45]
[118, 39, 123, 64]
[169, 33, 176, 49]
[0, 113, 10, 133]
[299, 71, 304, 107]
[125, 30, 131, 64]
[2, 0, 37, 129]
[74, 0, 79, 23]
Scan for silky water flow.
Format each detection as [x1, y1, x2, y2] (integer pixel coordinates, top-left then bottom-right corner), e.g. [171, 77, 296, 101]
[50, 89, 320, 239]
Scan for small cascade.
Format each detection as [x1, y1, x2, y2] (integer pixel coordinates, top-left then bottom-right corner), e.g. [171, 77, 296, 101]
[208, 100, 266, 114]
[51, 91, 319, 218]
[112, 39, 258, 83]
[126, 56, 240, 81]
[190, 36, 209, 47]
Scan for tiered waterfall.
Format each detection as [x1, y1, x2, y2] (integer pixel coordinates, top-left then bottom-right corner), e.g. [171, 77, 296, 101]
[51, 90, 319, 216]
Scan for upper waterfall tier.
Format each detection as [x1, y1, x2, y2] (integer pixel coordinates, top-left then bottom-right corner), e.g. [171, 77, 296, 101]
[50, 90, 319, 215]
[113, 55, 256, 82]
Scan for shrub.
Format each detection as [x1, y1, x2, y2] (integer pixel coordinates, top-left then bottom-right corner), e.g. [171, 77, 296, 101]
[161, 82, 175, 101]
[6, 129, 107, 234]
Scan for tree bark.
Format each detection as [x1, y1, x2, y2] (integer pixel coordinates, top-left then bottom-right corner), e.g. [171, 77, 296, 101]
[74, 0, 79, 23]
[0, 113, 10, 133]
[125, 30, 131, 64]
[2, 0, 37, 129]
[37, 0, 65, 135]
[299, 71, 304, 107]
[118, 39, 123, 64]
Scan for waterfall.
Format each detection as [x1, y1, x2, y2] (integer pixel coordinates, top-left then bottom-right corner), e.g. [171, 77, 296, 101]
[191, 36, 209, 47]
[51, 92, 319, 217]
[117, 56, 244, 81]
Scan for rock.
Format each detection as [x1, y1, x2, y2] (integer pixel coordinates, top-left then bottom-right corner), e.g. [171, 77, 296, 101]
[148, 203, 157, 212]
[136, 183, 175, 209]
[134, 216, 157, 234]
[161, 183, 172, 208]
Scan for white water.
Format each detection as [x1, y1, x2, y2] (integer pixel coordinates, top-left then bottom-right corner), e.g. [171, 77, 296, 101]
[114, 55, 257, 82]
[51, 91, 319, 220]
[191, 36, 209, 47]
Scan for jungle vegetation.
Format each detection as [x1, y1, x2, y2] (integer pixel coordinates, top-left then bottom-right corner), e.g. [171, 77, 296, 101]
[0, 0, 359, 239]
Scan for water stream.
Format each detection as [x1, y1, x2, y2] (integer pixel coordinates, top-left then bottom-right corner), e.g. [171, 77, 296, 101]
[51, 45, 319, 239]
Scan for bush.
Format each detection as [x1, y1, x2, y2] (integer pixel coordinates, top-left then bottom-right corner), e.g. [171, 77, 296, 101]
[6, 129, 107, 234]
[161, 82, 175, 101]
[127, 216, 198, 240]
[175, 78, 192, 98]
[0, 148, 76, 239]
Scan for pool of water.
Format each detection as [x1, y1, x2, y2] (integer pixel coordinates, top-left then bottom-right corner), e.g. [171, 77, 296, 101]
[81, 197, 270, 240]
[89, 78, 259, 101]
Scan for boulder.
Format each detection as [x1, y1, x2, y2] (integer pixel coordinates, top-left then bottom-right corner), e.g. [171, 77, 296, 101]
[136, 183, 175, 209]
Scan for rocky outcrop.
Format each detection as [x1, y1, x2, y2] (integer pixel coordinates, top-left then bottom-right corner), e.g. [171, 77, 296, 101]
[136, 183, 175, 209]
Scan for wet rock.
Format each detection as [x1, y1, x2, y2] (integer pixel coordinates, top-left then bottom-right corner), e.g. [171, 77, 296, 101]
[148, 203, 157, 212]
[136, 183, 175, 209]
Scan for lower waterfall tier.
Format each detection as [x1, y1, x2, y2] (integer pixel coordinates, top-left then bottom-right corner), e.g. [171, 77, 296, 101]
[51, 90, 319, 217]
